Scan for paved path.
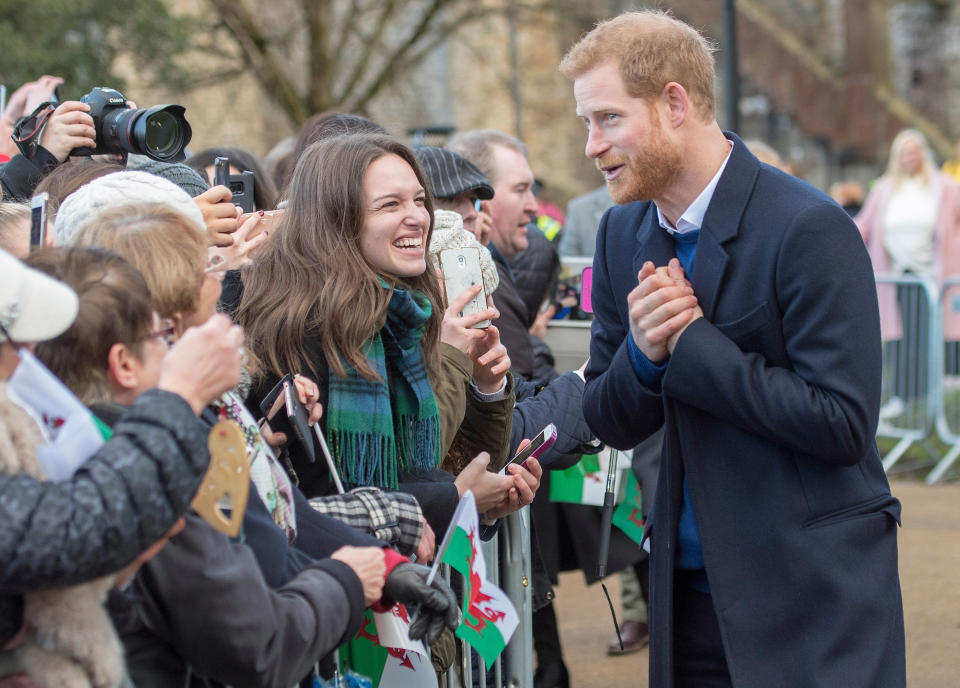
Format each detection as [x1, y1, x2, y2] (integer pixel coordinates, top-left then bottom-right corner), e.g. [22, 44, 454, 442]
[553, 480, 960, 687]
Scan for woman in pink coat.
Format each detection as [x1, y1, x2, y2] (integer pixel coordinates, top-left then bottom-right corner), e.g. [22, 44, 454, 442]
[856, 129, 960, 411]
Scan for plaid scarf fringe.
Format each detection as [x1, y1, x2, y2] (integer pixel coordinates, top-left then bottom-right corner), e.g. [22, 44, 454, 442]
[326, 285, 440, 490]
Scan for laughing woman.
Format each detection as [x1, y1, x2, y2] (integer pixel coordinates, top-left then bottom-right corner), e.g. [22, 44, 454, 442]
[236, 134, 540, 535]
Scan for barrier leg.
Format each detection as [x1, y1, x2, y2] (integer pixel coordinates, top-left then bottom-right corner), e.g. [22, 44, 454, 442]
[499, 508, 533, 688]
[926, 442, 960, 484]
[882, 437, 915, 472]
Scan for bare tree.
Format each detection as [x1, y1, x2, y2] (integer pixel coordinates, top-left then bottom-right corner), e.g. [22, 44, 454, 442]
[201, 0, 510, 126]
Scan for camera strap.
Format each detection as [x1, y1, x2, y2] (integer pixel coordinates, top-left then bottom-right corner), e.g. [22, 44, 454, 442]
[12, 101, 56, 159]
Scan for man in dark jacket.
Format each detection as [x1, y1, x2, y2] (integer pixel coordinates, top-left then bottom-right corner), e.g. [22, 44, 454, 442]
[564, 10, 904, 687]
[448, 130, 641, 688]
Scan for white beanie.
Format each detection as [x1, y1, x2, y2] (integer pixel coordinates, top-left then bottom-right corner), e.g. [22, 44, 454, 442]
[55, 170, 206, 246]
[429, 209, 499, 295]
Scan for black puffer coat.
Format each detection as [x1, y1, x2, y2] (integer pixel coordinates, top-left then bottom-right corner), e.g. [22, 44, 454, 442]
[0, 389, 211, 643]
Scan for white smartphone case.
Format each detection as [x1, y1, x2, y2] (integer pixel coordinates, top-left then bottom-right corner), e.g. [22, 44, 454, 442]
[440, 247, 490, 328]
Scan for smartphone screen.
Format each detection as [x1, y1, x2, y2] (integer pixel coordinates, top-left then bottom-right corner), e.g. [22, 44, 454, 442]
[30, 193, 49, 248]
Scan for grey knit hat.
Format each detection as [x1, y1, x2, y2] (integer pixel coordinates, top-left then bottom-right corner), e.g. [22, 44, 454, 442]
[127, 155, 210, 198]
[55, 170, 206, 246]
[429, 209, 499, 295]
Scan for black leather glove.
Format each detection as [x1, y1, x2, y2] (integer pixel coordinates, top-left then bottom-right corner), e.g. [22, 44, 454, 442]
[383, 563, 459, 645]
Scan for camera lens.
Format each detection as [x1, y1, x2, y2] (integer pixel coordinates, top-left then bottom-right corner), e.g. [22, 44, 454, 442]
[69, 88, 193, 161]
[143, 111, 179, 156]
[132, 105, 192, 162]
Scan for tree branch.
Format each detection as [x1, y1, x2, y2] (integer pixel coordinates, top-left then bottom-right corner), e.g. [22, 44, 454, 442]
[348, 1, 499, 112]
[347, 0, 456, 112]
[303, 0, 334, 114]
[203, 0, 308, 124]
[331, 0, 363, 62]
[180, 66, 248, 89]
[334, 0, 400, 104]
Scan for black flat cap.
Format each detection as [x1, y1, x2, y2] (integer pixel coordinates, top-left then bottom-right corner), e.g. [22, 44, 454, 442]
[415, 146, 495, 201]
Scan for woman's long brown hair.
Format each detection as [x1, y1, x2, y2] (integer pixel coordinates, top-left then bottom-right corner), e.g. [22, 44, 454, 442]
[236, 134, 442, 383]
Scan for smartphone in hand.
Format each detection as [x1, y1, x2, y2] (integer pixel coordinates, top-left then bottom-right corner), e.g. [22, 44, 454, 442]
[503, 423, 557, 472]
[213, 156, 230, 187]
[259, 373, 316, 463]
[213, 155, 256, 213]
[30, 192, 50, 249]
[226, 171, 255, 213]
[440, 247, 489, 328]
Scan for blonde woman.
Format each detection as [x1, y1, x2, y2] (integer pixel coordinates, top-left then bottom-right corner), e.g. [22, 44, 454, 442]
[856, 130, 960, 407]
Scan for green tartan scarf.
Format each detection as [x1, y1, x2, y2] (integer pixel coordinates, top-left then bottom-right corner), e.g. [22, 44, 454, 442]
[326, 284, 441, 489]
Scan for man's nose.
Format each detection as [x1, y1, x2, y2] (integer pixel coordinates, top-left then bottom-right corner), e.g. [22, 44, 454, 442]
[585, 126, 609, 159]
[523, 189, 538, 214]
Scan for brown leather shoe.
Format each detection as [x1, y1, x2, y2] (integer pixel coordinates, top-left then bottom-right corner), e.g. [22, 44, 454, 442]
[607, 620, 649, 655]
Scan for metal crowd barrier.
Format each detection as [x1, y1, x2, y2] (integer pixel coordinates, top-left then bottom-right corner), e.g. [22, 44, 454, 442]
[441, 507, 534, 688]
[873, 274, 940, 473]
[929, 277, 960, 483]
[547, 265, 960, 484]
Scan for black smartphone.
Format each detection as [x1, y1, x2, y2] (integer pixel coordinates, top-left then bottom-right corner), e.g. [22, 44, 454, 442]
[212, 156, 255, 213]
[226, 170, 255, 214]
[213, 156, 230, 187]
[30, 192, 49, 248]
[259, 374, 316, 463]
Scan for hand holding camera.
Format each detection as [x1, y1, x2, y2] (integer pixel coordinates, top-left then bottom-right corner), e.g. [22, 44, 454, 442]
[38, 101, 96, 162]
[13, 86, 192, 164]
[69, 87, 191, 161]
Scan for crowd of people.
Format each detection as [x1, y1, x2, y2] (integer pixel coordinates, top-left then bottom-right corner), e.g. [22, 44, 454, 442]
[0, 6, 941, 688]
[0, 75, 570, 685]
[0, 42, 618, 684]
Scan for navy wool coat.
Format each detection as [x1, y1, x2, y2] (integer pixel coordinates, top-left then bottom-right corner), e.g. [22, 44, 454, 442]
[583, 136, 905, 688]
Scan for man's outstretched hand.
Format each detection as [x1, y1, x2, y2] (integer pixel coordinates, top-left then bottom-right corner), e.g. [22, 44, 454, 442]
[383, 563, 459, 645]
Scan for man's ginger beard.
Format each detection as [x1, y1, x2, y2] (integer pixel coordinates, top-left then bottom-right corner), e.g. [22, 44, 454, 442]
[602, 106, 682, 205]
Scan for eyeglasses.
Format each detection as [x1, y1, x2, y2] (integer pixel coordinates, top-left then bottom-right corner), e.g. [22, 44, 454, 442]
[145, 319, 176, 346]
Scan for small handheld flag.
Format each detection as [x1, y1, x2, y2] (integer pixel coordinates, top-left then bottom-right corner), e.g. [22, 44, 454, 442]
[430, 491, 519, 666]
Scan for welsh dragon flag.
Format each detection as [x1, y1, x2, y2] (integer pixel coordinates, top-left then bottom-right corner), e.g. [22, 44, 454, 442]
[549, 447, 631, 506]
[339, 605, 437, 687]
[437, 490, 519, 666]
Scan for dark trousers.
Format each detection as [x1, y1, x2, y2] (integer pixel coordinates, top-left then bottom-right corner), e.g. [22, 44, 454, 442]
[631, 553, 651, 606]
[674, 572, 732, 688]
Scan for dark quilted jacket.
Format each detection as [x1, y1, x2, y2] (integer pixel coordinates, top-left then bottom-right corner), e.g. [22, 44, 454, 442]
[0, 389, 210, 643]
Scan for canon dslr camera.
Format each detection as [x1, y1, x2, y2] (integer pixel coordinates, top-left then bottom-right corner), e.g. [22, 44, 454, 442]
[71, 87, 192, 162]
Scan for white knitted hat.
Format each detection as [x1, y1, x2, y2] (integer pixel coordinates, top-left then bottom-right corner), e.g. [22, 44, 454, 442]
[429, 209, 499, 294]
[55, 170, 206, 245]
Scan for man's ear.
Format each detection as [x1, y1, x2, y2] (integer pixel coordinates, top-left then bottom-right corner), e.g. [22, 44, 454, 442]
[661, 81, 689, 128]
[106, 342, 139, 392]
